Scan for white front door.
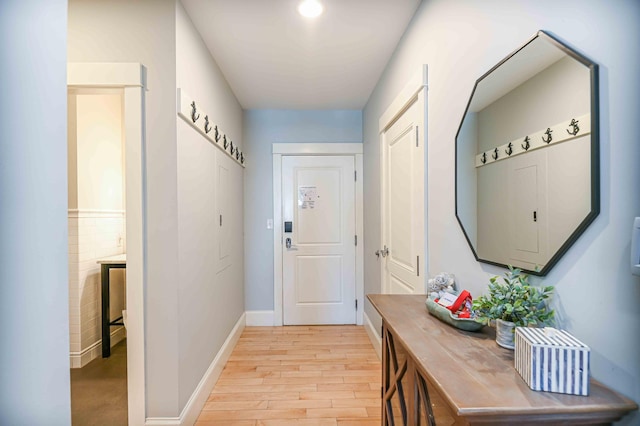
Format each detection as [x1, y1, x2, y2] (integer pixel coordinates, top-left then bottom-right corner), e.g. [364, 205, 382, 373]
[381, 98, 425, 294]
[282, 155, 356, 325]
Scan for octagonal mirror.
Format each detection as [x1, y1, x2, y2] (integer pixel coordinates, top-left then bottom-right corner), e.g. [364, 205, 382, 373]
[455, 30, 599, 275]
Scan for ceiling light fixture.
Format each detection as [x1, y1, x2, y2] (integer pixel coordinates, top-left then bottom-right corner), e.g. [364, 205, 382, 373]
[298, 0, 324, 18]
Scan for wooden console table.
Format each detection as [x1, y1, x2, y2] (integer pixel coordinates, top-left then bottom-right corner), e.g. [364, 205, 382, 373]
[368, 294, 637, 425]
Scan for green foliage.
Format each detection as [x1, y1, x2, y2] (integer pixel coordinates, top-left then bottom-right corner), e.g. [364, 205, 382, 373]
[472, 266, 555, 327]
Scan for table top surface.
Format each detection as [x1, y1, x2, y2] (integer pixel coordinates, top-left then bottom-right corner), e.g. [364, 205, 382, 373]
[96, 253, 126, 265]
[368, 294, 638, 419]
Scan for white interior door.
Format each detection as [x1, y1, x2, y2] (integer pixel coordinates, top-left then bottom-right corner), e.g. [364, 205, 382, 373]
[382, 99, 425, 294]
[282, 155, 356, 325]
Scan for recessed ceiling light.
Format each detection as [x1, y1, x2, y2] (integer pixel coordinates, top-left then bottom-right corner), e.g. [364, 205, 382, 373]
[298, 0, 324, 18]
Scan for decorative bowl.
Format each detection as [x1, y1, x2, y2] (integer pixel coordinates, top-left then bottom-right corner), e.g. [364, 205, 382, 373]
[425, 297, 485, 332]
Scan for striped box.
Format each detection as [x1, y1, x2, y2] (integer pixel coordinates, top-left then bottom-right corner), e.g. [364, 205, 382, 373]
[515, 327, 590, 396]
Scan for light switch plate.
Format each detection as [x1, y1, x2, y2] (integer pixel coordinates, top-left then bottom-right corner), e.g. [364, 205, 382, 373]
[267, 219, 273, 229]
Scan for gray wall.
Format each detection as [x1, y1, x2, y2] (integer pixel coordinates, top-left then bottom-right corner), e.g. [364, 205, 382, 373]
[363, 0, 640, 421]
[175, 2, 245, 411]
[0, 0, 71, 424]
[243, 110, 362, 311]
[68, 0, 181, 415]
[69, 0, 246, 417]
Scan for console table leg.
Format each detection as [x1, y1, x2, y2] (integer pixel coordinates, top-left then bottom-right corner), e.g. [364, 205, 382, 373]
[101, 264, 111, 358]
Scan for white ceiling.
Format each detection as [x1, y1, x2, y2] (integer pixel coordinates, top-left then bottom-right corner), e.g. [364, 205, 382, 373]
[181, 0, 422, 110]
[469, 37, 567, 113]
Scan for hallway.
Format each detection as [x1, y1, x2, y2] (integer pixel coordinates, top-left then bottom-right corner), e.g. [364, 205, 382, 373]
[195, 325, 381, 425]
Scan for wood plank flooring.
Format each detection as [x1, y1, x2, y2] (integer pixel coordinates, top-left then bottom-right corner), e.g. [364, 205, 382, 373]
[196, 325, 382, 425]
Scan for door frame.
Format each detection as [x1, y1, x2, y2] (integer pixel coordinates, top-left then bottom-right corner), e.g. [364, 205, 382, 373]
[68, 63, 147, 426]
[379, 65, 429, 294]
[273, 143, 364, 326]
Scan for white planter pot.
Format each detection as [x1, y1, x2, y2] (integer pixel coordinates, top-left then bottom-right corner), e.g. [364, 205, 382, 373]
[495, 319, 515, 349]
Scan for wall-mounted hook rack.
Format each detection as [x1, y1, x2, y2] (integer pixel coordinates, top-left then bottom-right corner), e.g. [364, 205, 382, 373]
[474, 113, 590, 168]
[177, 89, 245, 168]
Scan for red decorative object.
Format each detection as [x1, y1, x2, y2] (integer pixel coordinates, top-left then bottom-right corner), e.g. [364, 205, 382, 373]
[447, 290, 471, 313]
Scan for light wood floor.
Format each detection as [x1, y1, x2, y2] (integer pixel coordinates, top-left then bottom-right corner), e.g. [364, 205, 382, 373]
[195, 325, 382, 426]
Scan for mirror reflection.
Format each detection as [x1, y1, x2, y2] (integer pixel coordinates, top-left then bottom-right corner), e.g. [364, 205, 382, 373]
[456, 31, 599, 275]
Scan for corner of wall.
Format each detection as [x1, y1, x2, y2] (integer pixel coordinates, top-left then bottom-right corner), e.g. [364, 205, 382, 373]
[364, 311, 382, 360]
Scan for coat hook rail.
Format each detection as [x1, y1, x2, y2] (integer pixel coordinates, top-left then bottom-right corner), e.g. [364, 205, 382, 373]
[177, 89, 245, 168]
[475, 113, 590, 168]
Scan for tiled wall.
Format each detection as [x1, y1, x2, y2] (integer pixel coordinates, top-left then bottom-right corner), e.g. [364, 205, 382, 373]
[68, 210, 126, 368]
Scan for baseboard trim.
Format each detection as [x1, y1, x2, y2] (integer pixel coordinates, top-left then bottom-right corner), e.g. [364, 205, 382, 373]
[364, 312, 382, 360]
[70, 327, 126, 368]
[145, 312, 246, 426]
[246, 310, 275, 326]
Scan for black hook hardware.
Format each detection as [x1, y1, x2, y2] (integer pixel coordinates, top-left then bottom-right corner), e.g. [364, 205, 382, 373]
[204, 115, 211, 134]
[190, 101, 200, 123]
[481, 152, 487, 164]
[214, 126, 220, 142]
[521, 136, 530, 151]
[223, 135, 229, 149]
[240, 153, 244, 164]
[566, 118, 580, 136]
[230, 141, 235, 155]
[542, 127, 553, 144]
[492, 147, 499, 160]
[236, 149, 240, 160]
[505, 142, 513, 156]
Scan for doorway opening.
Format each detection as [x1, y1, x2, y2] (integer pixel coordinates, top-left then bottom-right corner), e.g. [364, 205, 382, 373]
[67, 63, 146, 426]
[67, 87, 128, 423]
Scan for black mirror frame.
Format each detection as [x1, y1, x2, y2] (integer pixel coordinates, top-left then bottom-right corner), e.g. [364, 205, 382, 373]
[454, 30, 600, 276]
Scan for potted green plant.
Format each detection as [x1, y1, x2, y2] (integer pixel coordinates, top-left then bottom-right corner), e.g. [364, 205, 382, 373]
[472, 266, 555, 349]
